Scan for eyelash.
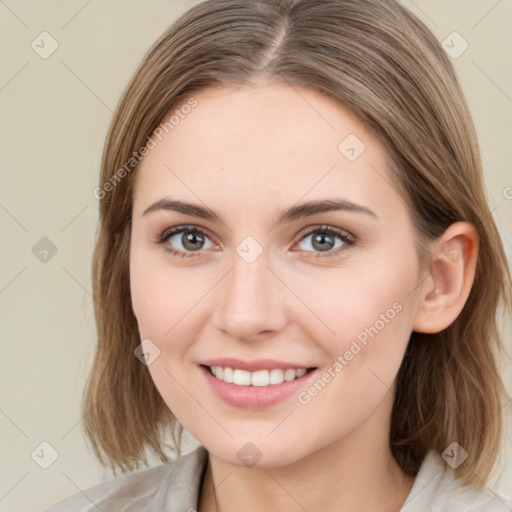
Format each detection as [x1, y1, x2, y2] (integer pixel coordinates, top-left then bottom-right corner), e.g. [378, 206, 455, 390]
[155, 224, 356, 260]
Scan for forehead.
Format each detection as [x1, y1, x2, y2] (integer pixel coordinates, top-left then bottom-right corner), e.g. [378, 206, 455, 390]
[133, 84, 405, 222]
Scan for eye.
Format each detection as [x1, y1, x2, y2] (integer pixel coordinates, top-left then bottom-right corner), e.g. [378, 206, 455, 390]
[156, 225, 216, 258]
[294, 225, 356, 258]
[155, 224, 356, 260]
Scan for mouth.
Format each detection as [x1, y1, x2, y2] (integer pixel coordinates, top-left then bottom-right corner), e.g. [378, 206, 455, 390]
[202, 365, 317, 387]
[199, 363, 319, 409]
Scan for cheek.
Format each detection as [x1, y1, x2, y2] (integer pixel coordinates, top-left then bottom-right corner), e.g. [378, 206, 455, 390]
[293, 251, 418, 380]
[130, 246, 208, 342]
[129, 249, 208, 418]
[292, 269, 415, 431]
[298, 261, 414, 335]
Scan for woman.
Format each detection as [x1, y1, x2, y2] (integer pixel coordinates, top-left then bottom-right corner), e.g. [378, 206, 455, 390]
[45, 0, 512, 510]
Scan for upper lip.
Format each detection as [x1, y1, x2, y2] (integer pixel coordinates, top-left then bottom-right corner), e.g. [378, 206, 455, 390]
[201, 358, 317, 372]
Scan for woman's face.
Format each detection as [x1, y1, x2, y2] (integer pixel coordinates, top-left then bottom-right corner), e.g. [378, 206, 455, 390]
[130, 83, 424, 468]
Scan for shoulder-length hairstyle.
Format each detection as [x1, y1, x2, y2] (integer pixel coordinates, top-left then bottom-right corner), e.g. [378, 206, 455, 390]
[84, 0, 512, 485]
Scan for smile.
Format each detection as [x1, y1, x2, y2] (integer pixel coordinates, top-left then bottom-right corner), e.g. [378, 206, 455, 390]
[208, 366, 310, 386]
[200, 363, 319, 409]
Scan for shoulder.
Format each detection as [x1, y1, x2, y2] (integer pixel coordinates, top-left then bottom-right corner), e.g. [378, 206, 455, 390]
[43, 445, 209, 512]
[400, 450, 512, 512]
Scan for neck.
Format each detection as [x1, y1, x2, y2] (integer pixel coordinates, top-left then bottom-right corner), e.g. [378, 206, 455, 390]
[198, 396, 415, 512]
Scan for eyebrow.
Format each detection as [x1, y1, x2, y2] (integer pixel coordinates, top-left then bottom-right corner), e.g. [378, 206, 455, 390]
[142, 197, 378, 224]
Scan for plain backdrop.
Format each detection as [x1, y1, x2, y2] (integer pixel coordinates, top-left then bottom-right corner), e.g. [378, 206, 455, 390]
[1, 1, 511, 510]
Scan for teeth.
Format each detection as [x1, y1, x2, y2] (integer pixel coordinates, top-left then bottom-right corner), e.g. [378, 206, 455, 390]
[223, 367, 234, 383]
[209, 366, 308, 386]
[233, 369, 251, 385]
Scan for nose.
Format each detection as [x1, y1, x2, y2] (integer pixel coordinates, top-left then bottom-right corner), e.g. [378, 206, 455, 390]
[212, 254, 288, 342]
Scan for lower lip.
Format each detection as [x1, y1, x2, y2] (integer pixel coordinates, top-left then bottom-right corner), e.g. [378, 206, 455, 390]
[200, 365, 318, 409]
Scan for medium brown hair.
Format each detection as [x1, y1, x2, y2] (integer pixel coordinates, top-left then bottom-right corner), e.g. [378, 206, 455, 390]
[84, 0, 512, 485]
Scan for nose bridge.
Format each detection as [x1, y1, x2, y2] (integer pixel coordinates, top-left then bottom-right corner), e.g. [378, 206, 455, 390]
[213, 251, 287, 341]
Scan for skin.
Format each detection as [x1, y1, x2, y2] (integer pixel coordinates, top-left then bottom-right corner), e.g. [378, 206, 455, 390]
[129, 82, 478, 512]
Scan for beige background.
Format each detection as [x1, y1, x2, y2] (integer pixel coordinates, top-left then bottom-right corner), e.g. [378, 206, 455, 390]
[1, 1, 511, 510]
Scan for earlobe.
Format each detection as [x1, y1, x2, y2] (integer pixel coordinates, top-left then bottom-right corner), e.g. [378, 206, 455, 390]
[412, 222, 478, 334]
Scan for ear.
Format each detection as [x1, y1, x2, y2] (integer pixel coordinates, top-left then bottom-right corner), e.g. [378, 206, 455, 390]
[412, 222, 479, 334]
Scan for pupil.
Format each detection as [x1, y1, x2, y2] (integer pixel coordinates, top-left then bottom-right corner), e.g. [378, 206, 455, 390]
[313, 233, 334, 252]
[183, 231, 204, 251]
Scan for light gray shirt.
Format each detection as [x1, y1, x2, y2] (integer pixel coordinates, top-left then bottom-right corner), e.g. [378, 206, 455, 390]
[44, 445, 512, 511]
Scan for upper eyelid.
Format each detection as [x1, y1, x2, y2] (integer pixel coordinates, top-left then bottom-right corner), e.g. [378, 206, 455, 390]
[296, 224, 352, 239]
[163, 225, 217, 243]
